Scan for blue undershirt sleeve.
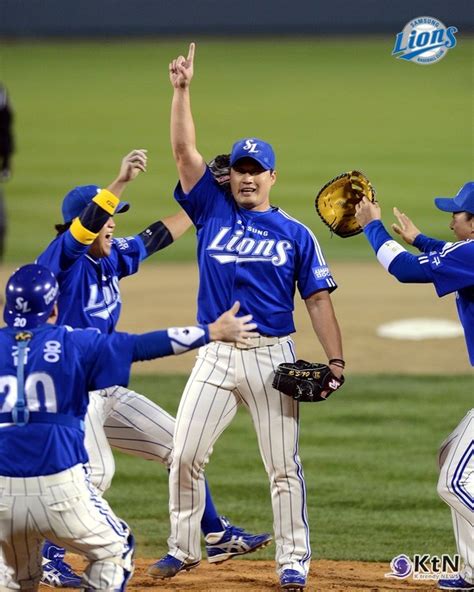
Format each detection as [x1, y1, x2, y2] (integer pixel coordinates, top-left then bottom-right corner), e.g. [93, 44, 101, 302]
[62, 232, 90, 262]
[413, 233, 447, 253]
[363, 220, 393, 252]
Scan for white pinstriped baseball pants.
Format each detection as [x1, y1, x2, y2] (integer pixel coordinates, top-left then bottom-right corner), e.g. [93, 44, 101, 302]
[437, 409, 474, 583]
[0, 464, 132, 590]
[85, 387, 176, 493]
[168, 337, 311, 576]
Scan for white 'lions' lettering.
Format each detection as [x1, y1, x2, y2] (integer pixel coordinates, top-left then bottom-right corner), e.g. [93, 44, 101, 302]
[207, 227, 292, 266]
[85, 276, 121, 319]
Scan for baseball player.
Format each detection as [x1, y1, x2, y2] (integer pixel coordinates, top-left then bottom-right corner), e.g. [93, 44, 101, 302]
[148, 43, 344, 591]
[34, 150, 271, 584]
[355, 183, 474, 591]
[0, 263, 256, 591]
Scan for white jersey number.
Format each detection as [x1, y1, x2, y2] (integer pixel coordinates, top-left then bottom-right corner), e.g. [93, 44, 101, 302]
[0, 372, 57, 415]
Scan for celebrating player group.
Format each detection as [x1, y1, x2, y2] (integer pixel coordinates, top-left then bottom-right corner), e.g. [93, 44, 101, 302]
[0, 41, 472, 592]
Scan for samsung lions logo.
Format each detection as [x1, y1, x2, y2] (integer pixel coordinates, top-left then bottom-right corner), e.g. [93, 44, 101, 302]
[207, 227, 292, 266]
[392, 17, 457, 65]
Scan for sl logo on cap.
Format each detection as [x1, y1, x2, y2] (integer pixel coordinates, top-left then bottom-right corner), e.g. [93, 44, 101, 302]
[243, 139, 260, 154]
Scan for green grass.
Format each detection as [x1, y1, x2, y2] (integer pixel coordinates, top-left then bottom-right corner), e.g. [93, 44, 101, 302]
[1, 38, 472, 263]
[105, 373, 473, 561]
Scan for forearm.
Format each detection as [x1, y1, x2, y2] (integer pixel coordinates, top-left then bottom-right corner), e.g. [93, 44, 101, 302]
[107, 178, 128, 199]
[170, 88, 206, 192]
[413, 233, 446, 253]
[132, 325, 210, 361]
[363, 220, 431, 283]
[305, 293, 343, 362]
[136, 220, 173, 258]
[161, 210, 192, 241]
[171, 88, 197, 163]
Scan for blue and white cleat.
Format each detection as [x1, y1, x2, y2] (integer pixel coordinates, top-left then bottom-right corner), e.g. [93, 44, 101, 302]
[41, 559, 82, 588]
[279, 568, 307, 591]
[438, 576, 474, 590]
[147, 553, 200, 579]
[205, 516, 272, 563]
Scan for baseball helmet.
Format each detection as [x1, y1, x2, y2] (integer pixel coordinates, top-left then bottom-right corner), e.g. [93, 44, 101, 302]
[62, 185, 130, 223]
[3, 264, 59, 329]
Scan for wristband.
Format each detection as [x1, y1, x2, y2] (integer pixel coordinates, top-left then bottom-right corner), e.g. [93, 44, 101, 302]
[70, 217, 99, 245]
[329, 358, 345, 368]
[92, 189, 120, 216]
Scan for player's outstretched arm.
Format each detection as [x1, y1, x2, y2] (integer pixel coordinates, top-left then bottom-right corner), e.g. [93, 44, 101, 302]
[131, 301, 258, 361]
[169, 42, 206, 193]
[355, 199, 433, 284]
[107, 149, 148, 198]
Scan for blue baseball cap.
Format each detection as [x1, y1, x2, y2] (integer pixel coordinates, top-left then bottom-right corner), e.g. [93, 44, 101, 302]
[61, 185, 130, 223]
[230, 138, 275, 171]
[434, 182, 474, 215]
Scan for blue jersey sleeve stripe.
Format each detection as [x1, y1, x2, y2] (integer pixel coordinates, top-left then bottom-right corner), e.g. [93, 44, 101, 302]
[440, 240, 473, 257]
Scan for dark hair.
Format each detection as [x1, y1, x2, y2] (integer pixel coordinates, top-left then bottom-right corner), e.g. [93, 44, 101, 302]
[54, 221, 72, 236]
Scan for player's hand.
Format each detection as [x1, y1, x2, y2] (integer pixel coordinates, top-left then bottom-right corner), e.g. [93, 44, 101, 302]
[169, 43, 195, 89]
[391, 207, 421, 245]
[208, 301, 258, 345]
[116, 149, 148, 183]
[354, 196, 381, 228]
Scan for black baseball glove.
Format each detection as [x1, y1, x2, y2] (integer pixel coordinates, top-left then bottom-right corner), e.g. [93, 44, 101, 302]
[272, 359, 344, 402]
[209, 153, 230, 192]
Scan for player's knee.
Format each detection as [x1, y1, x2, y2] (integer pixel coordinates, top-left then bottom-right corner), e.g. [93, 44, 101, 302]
[171, 447, 208, 474]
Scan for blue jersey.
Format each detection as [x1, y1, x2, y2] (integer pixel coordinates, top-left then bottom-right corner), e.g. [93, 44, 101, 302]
[37, 232, 146, 334]
[175, 168, 336, 336]
[0, 324, 136, 477]
[418, 240, 474, 365]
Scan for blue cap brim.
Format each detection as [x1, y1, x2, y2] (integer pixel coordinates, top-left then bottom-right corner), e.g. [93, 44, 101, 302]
[117, 201, 130, 214]
[434, 197, 459, 212]
[230, 155, 272, 170]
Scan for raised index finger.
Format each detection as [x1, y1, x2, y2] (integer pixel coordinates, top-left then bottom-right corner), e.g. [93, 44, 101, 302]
[187, 42, 195, 63]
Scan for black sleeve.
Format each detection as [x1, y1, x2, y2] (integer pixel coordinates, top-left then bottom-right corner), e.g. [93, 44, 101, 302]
[79, 201, 111, 233]
[137, 220, 173, 257]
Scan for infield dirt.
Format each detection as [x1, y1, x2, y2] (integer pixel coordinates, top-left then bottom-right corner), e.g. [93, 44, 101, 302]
[40, 556, 439, 591]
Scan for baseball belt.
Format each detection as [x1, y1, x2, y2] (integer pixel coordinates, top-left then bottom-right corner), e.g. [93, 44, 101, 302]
[234, 335, 290, 350]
